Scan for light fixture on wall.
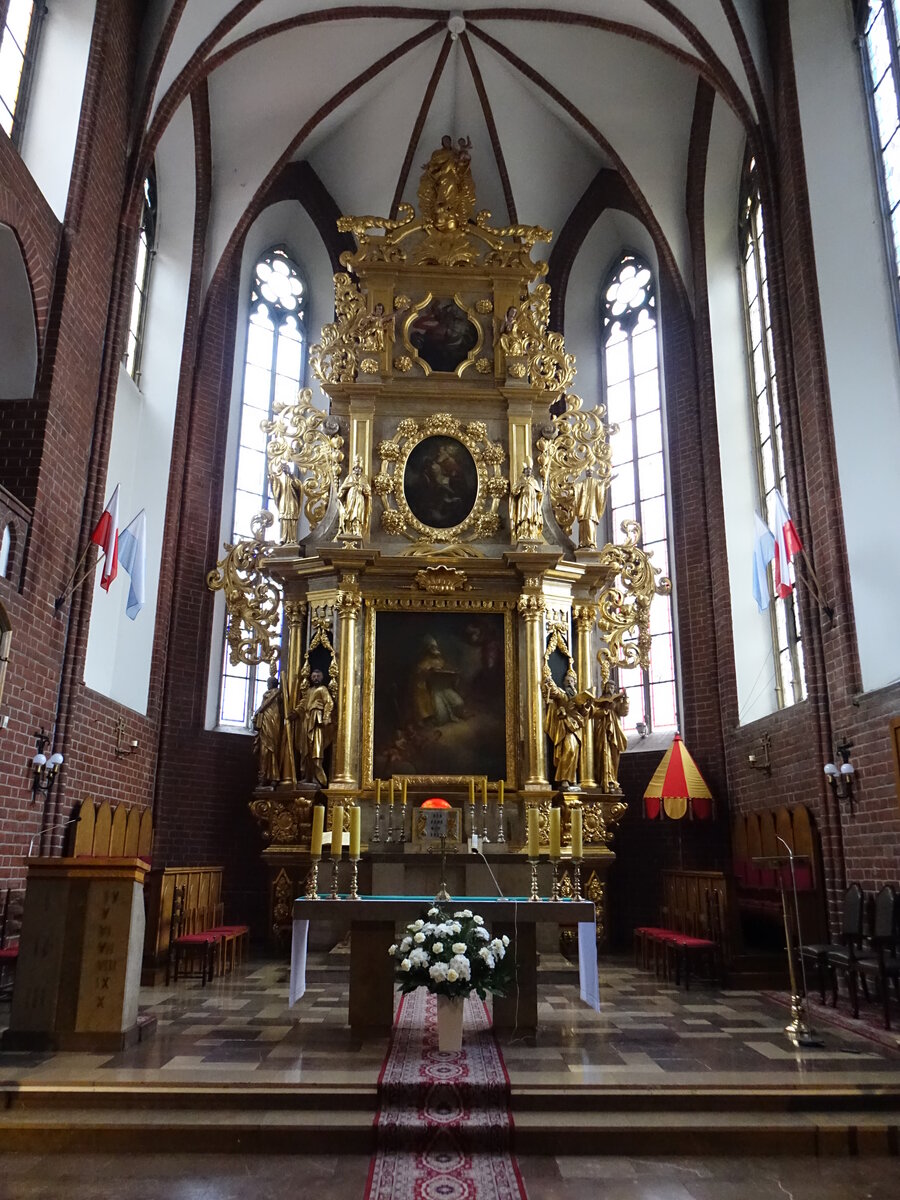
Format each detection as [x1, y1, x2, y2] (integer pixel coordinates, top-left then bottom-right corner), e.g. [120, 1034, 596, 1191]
[748, 731, 772, 774]
[114, 717, 139, 758]
[31, 727, 63, 801]
[824, 740, 855, 806]
[635, 720, 648, 739]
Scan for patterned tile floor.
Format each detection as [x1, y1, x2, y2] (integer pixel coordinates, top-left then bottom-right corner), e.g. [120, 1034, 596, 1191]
[1, 954, 900, 1088]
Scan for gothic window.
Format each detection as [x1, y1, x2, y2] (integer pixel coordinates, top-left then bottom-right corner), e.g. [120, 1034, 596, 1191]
[602, 253, 678, 734]
[0, 1, 44, 144]
[739, 157, 806, 709]
[124, 170, 158, 385]
[218, 247, 306, 730]
[859, 0, 900, 322]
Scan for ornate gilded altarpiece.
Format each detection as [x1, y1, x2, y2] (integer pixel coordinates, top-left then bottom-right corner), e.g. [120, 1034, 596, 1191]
[209, 143, 669, 942]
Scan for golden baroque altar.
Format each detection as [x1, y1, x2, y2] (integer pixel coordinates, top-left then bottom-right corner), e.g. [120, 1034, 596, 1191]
[208, 142, 669, 941]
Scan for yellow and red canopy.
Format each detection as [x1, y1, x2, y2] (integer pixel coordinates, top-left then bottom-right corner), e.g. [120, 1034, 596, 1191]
[643, 733, 713, 820]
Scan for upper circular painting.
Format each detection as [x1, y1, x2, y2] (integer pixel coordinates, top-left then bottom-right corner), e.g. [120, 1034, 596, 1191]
[403, 435, 479, 530]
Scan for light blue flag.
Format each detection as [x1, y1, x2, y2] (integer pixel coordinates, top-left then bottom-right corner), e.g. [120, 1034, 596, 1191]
[752, 512, 775, 612]
[118, 509, 146, 620]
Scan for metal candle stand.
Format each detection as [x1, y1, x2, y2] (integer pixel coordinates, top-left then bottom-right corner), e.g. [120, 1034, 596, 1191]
[329, 858, 341, 901]
[305, 858, 320, 900]
[496, 797, 506, 843]
[399, 803, 408, 844]
[571, 858, 583, 901]
[371, 798, 382, 844]
[528, 857, 541, 902]
[385, 800, 395, 844]
[481, 797, 490, 843]
[348, 858, 360, 900]
[549, 857, 561, 902]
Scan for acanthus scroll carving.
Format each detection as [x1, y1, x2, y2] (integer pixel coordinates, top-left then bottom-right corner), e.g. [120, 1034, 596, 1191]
[206, 511, 280, 667]
[262, 389, 343, 533]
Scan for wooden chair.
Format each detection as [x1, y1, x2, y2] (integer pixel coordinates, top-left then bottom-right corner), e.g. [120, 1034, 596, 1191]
[207, 902, 250, 974]
[800, 883, 864, 1004]
[166, 886, 223, 987]
[0, 889, 24, 1000]
[846, 884, 900, 1027]
[665, 891, 724, 990]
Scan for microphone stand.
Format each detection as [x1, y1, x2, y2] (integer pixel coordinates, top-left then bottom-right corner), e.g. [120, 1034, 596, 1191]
[28, 816, 80, 858]
[775, 835, 823, 1048]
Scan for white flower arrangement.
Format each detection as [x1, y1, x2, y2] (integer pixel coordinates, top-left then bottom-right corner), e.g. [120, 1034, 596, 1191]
[390, 906, 513, 999]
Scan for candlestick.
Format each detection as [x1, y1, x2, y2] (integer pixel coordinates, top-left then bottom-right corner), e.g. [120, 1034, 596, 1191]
[331, 805, 344, 861]
[386, 781, 394, 843]
[349, 805, 361, 859]
[528, 857, 541, 902]
[310, 805, 325, 858]
[550, 856, 561, 902]
[304, 858, 320, 900]
[496, 784, 506, 844]
[399, 780, 408, 844]
[572, 858, 583, 902]
[526, 807, 539, 859]
[329, 857, 341, 900]
[348, 858, 360, 900]
[481, 788, 490, 843]
[571, 805, 583, 860]
[549, 807, 561, 858]
[372, 779, 382, 844]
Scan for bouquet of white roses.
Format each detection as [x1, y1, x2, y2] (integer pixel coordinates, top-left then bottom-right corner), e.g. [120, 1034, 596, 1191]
[389, 906, 514, 999]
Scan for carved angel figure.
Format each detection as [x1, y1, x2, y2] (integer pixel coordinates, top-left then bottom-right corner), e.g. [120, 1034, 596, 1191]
[542, 669, 597, 788]
[510, 458, 544, 542]
[337, 457, 372, 539]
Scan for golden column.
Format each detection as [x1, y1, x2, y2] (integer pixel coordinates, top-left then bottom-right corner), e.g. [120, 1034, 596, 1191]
[282, 600, 307, 710]
[518, 590, 548, 787]
[332, 575, 362, 786]
[573, 604, 598, 788]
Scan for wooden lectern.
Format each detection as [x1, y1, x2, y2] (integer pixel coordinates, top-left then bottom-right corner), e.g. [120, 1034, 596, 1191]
[3, 856, 151, 1051]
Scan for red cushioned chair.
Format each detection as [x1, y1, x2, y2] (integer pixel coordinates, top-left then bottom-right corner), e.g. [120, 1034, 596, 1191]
[207, 902, 250, 974]
[166, 885, 223, 987]
[0, 889, 23, 1001]
[664, 891, 724, 990]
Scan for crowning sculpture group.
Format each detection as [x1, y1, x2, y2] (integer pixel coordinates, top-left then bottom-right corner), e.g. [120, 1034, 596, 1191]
[208, 138, 670, 937]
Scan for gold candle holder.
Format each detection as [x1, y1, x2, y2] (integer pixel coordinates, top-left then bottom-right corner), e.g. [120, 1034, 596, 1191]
[348, 858, 360, 900]
[528, 857, 541, 902]
[329, 858, 341, 901]
[305, 858, 320, 900]
[496, 793, 506, 843]
[550, 856, 561, 902]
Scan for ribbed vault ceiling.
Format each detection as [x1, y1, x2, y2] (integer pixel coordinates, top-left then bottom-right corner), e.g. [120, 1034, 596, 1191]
[135, 1, 769, 298]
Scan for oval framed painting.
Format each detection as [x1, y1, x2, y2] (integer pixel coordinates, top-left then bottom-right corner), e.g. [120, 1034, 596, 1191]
[403, 435, 479, 531]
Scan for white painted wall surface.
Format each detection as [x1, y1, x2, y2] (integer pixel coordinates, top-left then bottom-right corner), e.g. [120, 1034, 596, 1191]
[83, 105, 196, 713]
[705, 98, 776, 724]
[791, 0, 900, 692]
[19, 0, 96, 220]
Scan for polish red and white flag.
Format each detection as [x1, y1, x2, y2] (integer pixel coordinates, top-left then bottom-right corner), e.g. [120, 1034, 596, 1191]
[90, 485, 120, 591]
[772, 488, 802, 599]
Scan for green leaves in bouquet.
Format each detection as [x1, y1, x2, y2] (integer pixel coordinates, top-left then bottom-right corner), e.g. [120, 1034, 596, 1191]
[389, 906, 514, 1000]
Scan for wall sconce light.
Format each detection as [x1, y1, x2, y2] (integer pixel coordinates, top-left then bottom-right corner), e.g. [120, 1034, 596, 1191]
[31, 727, 63, 800]
[824, 740, 855, 805]
[635, 719, 648, 739]
[114, 717, 139, 758]
[748, 732, 772, 774]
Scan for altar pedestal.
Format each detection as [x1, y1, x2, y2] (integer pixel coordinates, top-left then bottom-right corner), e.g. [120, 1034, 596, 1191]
[3, 857, 151, 1052]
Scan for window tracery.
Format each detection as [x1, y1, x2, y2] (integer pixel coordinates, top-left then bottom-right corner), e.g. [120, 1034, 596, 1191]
[0, 0, 44, 145]
[602, 253, 678, 734]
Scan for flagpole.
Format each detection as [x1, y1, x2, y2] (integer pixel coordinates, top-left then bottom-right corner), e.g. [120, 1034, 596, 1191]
[54, 546, 103, 610]
[793, 550, 834, 619]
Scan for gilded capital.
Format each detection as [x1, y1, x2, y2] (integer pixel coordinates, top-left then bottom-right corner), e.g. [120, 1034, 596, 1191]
[517, 593, 546, 619]
[573, 604, 598, 633]
[336, 587, 362, 619]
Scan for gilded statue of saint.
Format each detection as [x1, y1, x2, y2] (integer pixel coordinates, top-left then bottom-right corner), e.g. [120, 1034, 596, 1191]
[296, 668, 335, 786]
[252, 673, 289, 785]
[498, 305, 522, 358]
[269, 462, 303, 544]
[510, 458, 544, 542]
[337, 457, 371, 539]
[574, 466, 609, 550]
[594, 682, 629, 792]
[418, 135, 476, 230]
[542, 669, 597, 788]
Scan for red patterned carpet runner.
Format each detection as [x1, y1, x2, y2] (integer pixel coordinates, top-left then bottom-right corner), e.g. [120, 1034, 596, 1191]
[365, 989, 528, 1200]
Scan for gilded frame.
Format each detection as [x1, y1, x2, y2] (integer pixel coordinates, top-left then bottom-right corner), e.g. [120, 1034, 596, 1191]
[401, 292, 484, 378]
[374, 413, 507, 543]
[362, 597, 517, 786]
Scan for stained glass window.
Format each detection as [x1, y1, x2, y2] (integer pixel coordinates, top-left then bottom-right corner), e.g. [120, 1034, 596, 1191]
[602, 253, 678, 734]
[860, 1, 900, 317]
[218, 247, 305, 730]
[739, 157, 806, 709]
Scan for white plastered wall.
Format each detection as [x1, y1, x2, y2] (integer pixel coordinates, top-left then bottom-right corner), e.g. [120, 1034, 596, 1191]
[19, 0, 96, 220]
[791, 0, 900, 692]
[204, 198, 335, 729]
[705, 97, 776, 724]
[83, 102, 196, 712]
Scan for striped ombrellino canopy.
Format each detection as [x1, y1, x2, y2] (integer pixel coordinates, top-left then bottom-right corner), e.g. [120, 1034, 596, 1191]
[643, 733, 713, 820]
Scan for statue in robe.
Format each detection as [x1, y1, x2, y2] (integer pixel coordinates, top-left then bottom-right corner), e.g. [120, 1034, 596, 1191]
[337, 457, 371, 539]
[252, 673, 288, 785]
[295, 668, 335, 786]
[574, 466, 608, 550]
[542, 670, 596, 788]
[510, 458, 544, 542]
[418, 135, 476, 230]
[269, 462, 303, 544]
[594, 681, 629, 792]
